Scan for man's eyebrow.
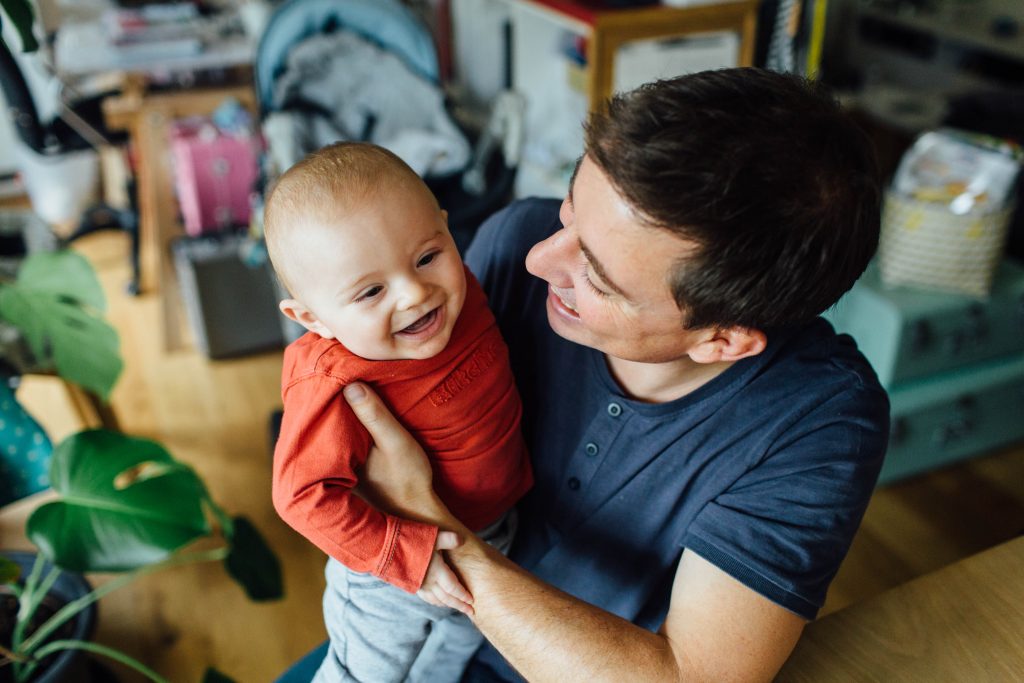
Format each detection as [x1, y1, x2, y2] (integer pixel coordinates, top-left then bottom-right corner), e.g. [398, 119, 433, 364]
[566, 155, 584, 204]
[579, 239, 628, 298]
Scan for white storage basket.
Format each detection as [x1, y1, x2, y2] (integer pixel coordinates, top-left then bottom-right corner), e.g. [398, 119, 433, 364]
[878, 191, 1014, 297]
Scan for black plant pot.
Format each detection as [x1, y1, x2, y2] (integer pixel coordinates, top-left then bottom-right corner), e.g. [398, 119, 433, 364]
[1, 551, 97, 683]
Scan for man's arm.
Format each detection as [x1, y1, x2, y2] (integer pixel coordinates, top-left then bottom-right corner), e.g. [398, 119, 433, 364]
[344, 382, 806, 681]
[452, 537, 805, 682]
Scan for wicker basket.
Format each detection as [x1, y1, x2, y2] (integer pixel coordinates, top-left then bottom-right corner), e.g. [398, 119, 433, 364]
[877, 191, 1014, 297]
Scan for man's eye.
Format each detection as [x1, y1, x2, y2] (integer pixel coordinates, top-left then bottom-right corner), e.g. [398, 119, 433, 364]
[417, 251, 439, 267]
[359, 286, 383, 301]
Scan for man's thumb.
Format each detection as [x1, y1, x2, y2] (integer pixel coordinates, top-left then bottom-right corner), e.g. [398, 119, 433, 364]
[343, 381, 399, 444]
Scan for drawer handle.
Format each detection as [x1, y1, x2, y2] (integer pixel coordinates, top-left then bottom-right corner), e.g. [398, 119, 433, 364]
[934, 416, 974, 447]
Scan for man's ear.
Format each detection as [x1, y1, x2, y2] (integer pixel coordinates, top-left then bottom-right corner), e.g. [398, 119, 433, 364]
[688, 326, 767, 364]
[279, 299, 335, 339]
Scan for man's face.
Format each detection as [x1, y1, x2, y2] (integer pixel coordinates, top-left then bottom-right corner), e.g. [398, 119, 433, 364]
[283, 183, 467, 361]
[525, 156, 706, 364]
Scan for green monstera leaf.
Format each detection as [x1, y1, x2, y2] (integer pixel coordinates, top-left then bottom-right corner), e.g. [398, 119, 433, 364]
[0, 555, 20, 584]
[0, 251, 122, 400]
[26, 430, 211, 573]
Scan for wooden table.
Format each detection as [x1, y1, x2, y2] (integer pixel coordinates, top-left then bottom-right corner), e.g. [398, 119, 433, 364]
[778, 536, 1024, 681]
[103, 84, 257, 352]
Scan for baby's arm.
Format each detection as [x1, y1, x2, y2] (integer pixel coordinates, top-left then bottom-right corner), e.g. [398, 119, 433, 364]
[272, 376, 439, 593]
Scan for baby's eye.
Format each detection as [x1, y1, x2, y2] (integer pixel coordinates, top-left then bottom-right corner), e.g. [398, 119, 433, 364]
[358, 285, 383, 301]
[417, 250, 439, 267]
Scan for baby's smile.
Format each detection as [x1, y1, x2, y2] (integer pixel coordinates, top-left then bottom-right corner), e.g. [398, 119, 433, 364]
[395, 306, 444, 341]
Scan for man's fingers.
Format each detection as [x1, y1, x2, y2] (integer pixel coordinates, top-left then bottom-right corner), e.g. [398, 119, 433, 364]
[343, 382, 415, 452]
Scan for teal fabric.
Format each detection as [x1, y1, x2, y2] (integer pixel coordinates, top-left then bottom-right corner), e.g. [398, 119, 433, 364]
[0, 381, 52, 506]
[274, 641, 327, 683]
[255, 0, 439, 112]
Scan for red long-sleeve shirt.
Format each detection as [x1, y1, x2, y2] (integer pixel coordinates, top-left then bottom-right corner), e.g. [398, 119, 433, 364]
[271, 272, 532, 593]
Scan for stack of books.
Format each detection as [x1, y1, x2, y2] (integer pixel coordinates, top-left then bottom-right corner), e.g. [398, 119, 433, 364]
[104, 2, 204, 62]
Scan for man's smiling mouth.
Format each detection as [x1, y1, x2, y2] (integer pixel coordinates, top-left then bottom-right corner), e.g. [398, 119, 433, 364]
[551, 286, 577, 312]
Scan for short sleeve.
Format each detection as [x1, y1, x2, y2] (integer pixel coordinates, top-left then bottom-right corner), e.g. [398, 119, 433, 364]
[683, 386, 889, 619]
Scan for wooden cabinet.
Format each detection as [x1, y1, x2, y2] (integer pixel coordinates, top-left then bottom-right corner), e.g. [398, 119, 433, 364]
[479, 0, 759, 197]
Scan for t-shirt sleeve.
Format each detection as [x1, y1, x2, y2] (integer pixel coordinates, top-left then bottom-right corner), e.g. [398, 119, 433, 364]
[271, 374, 438, 593]
[683, 386, 889, 620]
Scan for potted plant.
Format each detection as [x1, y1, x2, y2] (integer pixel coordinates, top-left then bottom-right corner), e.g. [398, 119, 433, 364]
[0, 229, 283, 683]
[1, 428, 284, 683]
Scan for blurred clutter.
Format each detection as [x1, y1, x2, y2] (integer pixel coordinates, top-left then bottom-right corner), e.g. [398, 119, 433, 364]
[54, 0, 258, 81]
[170, 98, 261, 236]
[254, 0, 521, 257]
[262, 29, 470, 178]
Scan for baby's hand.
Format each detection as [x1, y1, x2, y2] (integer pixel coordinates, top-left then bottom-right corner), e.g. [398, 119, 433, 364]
[416, 530, 474, 615]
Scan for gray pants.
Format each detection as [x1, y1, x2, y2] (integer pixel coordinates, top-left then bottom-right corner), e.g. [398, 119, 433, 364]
[313, 511, 516, 683]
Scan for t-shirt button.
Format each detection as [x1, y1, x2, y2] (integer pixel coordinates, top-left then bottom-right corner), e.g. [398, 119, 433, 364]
[567, 477, 581, 491]
[584, 442, 599, 456]
[607, 402, 622, 417]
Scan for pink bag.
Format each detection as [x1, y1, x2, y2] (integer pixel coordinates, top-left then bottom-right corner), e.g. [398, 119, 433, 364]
[170, 118, 260, 236]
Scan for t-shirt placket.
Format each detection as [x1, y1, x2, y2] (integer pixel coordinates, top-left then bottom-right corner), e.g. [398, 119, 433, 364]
[559, 399, 630, 528]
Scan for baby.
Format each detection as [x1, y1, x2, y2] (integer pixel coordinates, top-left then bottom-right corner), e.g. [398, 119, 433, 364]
[266, 142, 532, 683]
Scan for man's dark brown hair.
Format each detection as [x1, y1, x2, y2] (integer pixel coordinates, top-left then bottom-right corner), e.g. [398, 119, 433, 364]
[585, 67, 881, 331]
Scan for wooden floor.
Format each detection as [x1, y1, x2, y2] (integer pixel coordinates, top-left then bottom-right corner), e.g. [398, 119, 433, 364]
[6, 230, 1024, 681]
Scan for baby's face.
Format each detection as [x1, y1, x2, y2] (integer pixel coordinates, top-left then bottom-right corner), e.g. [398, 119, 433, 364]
[284, 185, 466, 361]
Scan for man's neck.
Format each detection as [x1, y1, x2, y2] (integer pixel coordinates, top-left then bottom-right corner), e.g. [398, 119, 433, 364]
[605, 354, 735, 404]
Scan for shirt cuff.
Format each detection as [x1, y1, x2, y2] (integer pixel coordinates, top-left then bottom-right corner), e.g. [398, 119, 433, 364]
[375, 516, 439, 593]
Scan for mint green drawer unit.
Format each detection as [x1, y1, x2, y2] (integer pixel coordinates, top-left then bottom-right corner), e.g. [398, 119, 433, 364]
[881, 355, 1024, 484]
[825, 259, 1024, 388]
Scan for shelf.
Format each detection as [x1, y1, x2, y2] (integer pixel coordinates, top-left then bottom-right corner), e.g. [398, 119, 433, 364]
[859, 6, 1024, 64]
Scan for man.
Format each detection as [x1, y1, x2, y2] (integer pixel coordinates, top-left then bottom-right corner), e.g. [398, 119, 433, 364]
[343, 68, 889, 681]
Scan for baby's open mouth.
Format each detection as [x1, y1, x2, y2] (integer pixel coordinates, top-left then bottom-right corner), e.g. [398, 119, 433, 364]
[400, 307, 439, 334]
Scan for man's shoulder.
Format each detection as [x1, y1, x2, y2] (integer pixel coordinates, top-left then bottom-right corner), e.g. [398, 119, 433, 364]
[764, 318, 883, 389]
[746, 318, 890, 451]
[466, 198, 561, 273]
[484, 197, 562, 236]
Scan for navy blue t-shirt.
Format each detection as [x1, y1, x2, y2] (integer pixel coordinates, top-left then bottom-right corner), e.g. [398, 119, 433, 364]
[464, 199, 889, 680]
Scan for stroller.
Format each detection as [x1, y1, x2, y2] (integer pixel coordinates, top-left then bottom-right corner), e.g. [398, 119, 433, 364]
[253, 0, 524, 254]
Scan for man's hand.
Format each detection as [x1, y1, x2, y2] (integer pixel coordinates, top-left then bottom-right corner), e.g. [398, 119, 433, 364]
[417, 530, 475, 615]
[343, 382, 457, 526]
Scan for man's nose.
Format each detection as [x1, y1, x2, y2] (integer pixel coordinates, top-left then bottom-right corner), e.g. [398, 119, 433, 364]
[526, 227, 573, 286]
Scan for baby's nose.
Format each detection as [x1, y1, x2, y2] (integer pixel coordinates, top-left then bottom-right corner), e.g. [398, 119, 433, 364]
[397, 277, 430, 309]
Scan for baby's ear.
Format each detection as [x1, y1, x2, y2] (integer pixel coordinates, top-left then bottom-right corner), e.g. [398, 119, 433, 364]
[279, 299, 334, 339]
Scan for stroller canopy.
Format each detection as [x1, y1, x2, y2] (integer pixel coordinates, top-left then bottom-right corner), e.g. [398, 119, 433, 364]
[255, 0, 439, 114]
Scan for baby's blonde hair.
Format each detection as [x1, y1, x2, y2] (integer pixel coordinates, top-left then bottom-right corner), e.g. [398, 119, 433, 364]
[264, 142, 432, 294]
